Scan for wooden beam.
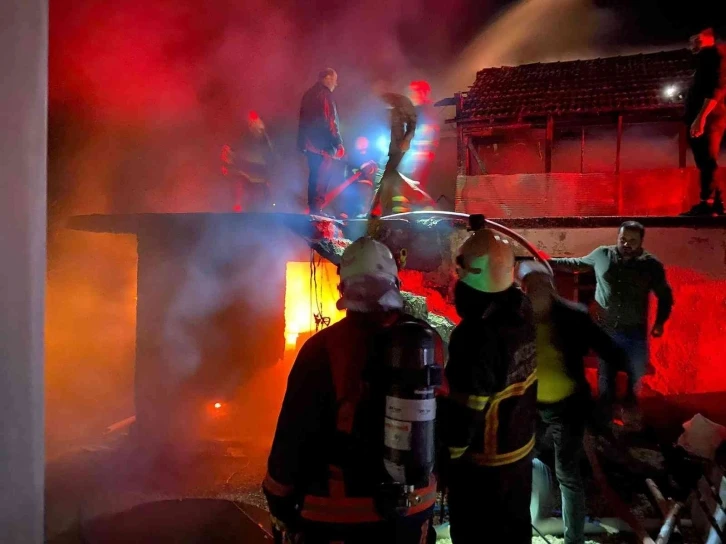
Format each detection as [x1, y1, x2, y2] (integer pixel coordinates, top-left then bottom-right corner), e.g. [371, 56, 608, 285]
[678, 123, 688, 168]
[545, 115, 554, 173]
[655, 503, 683, 544]
[615, 114, 623, 174]
[467, 139, 487, 175]
[463, 135, 471, 175]
[457, 126, 466, 176]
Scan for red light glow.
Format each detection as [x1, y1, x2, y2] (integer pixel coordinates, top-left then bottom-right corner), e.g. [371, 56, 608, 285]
[355, 136, 369, 153]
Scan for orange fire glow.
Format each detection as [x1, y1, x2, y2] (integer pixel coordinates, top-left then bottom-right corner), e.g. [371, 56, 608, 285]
[284, 261, 345, 350]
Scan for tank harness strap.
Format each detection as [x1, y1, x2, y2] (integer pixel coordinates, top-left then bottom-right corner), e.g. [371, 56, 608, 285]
[301, 476, 437, 524]
[328, 464, 346, 498]
[262, 471, 295, 498]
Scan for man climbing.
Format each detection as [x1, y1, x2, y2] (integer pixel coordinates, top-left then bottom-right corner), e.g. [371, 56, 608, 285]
[370, 87, 418, 217]
[518, 261, 628, 544]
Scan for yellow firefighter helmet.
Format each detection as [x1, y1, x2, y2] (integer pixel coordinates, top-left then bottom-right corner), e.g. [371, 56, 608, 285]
[456, 228, 515, 293]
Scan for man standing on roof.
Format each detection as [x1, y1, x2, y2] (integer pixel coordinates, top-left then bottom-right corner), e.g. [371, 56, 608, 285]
[298, 68, 345, 216]
[263, 237, 443, 544]
[549, 222, 673, 419]
[370, 85, 418, 217]
[518, 261, 628, 544]
[438, 227, 538, 544]
[682, 27, 726, 216]
[220, 111, 274, 211]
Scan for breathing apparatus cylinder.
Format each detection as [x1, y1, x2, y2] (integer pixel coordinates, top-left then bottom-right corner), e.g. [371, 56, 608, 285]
[382, 317, 442, 489]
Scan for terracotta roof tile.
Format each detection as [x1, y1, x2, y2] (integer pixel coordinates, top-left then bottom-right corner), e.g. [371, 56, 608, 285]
[459, 49, 694, 122]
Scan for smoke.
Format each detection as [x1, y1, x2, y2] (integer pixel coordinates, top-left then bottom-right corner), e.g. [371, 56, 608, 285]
[440, 0, 678, 96]
[48, 0, 690, 454]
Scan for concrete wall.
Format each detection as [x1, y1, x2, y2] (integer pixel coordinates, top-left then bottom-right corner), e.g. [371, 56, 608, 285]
[455, 170, 699, 218]
[0, 0, 47, 542]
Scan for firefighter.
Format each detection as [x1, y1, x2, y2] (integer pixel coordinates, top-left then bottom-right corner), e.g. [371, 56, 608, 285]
[263, 237, 443, 544]
[439, 228, 538, 544]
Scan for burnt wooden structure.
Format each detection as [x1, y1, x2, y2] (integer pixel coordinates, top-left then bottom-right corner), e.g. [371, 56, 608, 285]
[450, 49, 704, 218]
[453, 49, 695, 177]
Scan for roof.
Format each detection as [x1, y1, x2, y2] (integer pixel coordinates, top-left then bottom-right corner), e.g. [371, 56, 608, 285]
[459, 49, 694, 123]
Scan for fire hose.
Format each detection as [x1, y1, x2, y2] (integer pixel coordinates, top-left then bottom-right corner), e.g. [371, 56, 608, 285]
[376, 210, 553, 274]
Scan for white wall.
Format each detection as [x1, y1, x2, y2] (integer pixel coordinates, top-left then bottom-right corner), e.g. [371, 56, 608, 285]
[0, 0, 48, 542]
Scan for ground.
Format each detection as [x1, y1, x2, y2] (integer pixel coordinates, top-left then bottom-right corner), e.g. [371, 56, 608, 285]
[46, 415, 691, 544]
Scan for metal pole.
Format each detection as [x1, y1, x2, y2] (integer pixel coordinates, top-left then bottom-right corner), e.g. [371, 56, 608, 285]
[615, 115, 623, 174]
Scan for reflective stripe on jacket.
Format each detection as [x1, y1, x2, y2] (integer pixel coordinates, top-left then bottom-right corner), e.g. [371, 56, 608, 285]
[440, 283, 538, 467]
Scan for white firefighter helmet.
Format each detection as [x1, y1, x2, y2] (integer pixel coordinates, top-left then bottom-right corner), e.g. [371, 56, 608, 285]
[337, 237, 403, 312]
[456, 228, 515, 293]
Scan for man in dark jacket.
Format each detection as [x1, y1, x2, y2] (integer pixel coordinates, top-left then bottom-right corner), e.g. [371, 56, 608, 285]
[439, 228, 537, 544]
[370, 89, 417, 216]
[220, 111, 273, 211]
[683, 27, 726, 216]
[263, 237, 441, 544]
[298, 68, 345, 215]
[518, 261, 629, 544]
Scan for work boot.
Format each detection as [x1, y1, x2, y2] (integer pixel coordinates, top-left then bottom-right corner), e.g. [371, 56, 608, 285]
[680, 201, 713, 216]
[713, 198, 725, 215]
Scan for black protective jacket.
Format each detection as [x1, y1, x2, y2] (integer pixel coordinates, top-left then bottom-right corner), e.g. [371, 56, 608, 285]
[439, 283, 537, 467]
[297, 82, 343, 156]
[263, 312, 442, 527]
[547, 296, 629, 402]
[686, 44, 726, 123]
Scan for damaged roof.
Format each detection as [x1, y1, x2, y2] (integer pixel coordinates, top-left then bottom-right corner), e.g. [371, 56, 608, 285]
[459, 48, 694, 123]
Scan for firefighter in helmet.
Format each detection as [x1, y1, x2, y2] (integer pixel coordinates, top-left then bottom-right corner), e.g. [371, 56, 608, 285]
[439, 228, 538, 543]
[263, 237, 444, 544]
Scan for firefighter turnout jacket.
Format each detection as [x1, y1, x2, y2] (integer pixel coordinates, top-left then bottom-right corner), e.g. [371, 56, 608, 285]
[439, 282, 538, 467]
[263, 311, 444, 529]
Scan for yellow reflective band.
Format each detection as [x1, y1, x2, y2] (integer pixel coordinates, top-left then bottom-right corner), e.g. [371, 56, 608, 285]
[449, 446, 469, 460]
[483, 370, 537, 458]
[392, 196, 409, 202]
[448, 392, 487, 411]
[470, 434, 536, 467]
[466, 395, 489, 411]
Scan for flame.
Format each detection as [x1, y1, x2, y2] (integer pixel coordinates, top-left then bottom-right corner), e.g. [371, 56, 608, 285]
[284, 261, 345, 350]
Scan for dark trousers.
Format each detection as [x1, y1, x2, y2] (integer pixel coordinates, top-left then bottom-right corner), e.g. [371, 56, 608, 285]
[448, 457, 532, 544]
[370, 151, 405, 215]
[689, 116, 726, 201]
[306, 152, 335, 213]
[598, 328, 647, 404]
[537, 396, 587, 544]
[299, 507, 434, 544]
